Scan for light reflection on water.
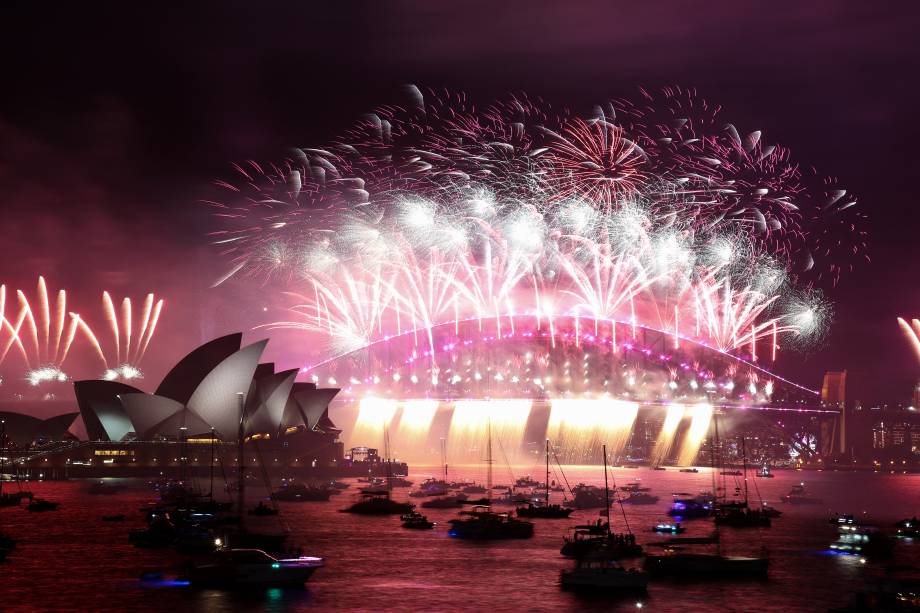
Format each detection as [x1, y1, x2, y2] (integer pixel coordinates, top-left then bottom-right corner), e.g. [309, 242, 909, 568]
[0, 466, 917, 612]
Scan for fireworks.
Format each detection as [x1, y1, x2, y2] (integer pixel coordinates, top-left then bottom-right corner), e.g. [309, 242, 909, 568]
[93, 291, 165, 380]
[205, 86, 859, 464]
[210, 86, 859, 367]
[0, 278, 165, 385]
[898, 317, 920, 366]
[0, 277, 80, 384]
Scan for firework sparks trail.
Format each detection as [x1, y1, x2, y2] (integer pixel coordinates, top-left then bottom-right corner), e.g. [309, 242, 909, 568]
[94, 292, 165, 379]
[898, 317, 920, 366]
[205, 86, 863, 365]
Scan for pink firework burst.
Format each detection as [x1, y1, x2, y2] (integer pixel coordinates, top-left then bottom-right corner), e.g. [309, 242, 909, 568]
[540, 116, 649, 209]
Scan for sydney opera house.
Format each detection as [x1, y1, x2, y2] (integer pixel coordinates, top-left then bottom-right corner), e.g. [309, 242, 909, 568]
[8, 333, 354, 478]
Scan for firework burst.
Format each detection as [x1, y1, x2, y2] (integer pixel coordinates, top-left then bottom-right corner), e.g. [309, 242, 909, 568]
[206, 86, 862, 364]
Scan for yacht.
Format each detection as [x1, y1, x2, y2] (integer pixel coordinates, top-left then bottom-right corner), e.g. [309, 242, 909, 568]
[561, 526, 643, 559]
[448, 421, 533, 540]
[187, 548, 323, 587]
[667, 497, 712, 518]
[271, 482, 332, 502]
[87, 481, 126, 495]
[516, 440, 574, 519]
[341, 491, 414, 515]
[652, 522, 685, 534]
[895, 517, 920, 538]
[421, 496, 464, 509]
[622, 493, 659, 505]
[713, 507, 771, 527]
[448, 506, 534, 539]
[780, 483, 821, 504]
[560, 559, 649, 591]
[400, 511, 435, 530]
[644, 549, 768, 577]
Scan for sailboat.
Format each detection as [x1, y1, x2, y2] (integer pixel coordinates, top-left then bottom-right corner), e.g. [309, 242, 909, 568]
[448, 420, 534, 540]
[644, 415, 769, 579]
[342, 426, 414, 515]
[516, 440, 572, 519]
[560, 445, 642, 559]
[219, 393, 290, 552]
[713, 437, 770, 528]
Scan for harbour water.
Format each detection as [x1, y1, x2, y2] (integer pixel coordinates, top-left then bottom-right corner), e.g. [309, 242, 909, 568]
[1, 467, 918, 612]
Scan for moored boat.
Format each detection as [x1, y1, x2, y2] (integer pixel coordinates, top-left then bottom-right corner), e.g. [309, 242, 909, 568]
[187, 548, 323, 587]
[560, 559, 649, 592]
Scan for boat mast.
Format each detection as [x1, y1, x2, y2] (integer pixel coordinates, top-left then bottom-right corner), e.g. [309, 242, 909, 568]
[237, 392, 246, 529]
[602, 444, 611, 537]
[544, 439, 550, 504]
[741, 436, 749, 507]
[486, 419, 493, 505]
[384, 424, 393, 493]
[441, 437, 448, 482]
[713, 410, 724, 502]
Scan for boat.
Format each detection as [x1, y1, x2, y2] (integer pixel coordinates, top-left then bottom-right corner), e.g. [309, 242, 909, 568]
[560, 558, 650, 592]
[271, 482, 332, 502]
[421, 496, 464, 509]
[679, 468, 699, 473]
[516, 440, 574, 519]
[619, 481, 650, 493]
[714, 507, 771, 527]
[561, 525, 643, 559]
[400, 512, 435, 530]
[460, 497, 491, 506]
[644, 549, 768, 577]
[652, 466, 667, 471]
[661, 531, 721, 545]
[831, 522, 895, 557]
[759, 503, 783, 518]
[565, 484, 606, 509]
[448, 506, 534, 539]
[517, 502, 573, 518]
[409, 478, 450, 498]
[87, 481, 126, 495]
[101, 514, 126, 522]
[492, 489, 530, 505]
[720, 470, 743, 476]
[895, 517, 920, 538]
[667, 497, 712, 518]
[461, 484, 488, 494]
[248, 501, 279, 516]
[652, 522, 685, 534]
[342, 490, 414, 515]
[447, 421, 533, 540]
[780, 483, 821, 505]
[515, 475, 540, 488]
[327, 480, 350, 491]
[26, 498, 59, 512]
[388, 477, 413, 488]
[187, 548, 323, 587]
[622, 493, 659, 505]
[560, 446, 642, 560]
[756, 466, 775, 478]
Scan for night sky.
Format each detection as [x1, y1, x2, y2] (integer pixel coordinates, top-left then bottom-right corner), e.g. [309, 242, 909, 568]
[2, 2, 919, 402]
